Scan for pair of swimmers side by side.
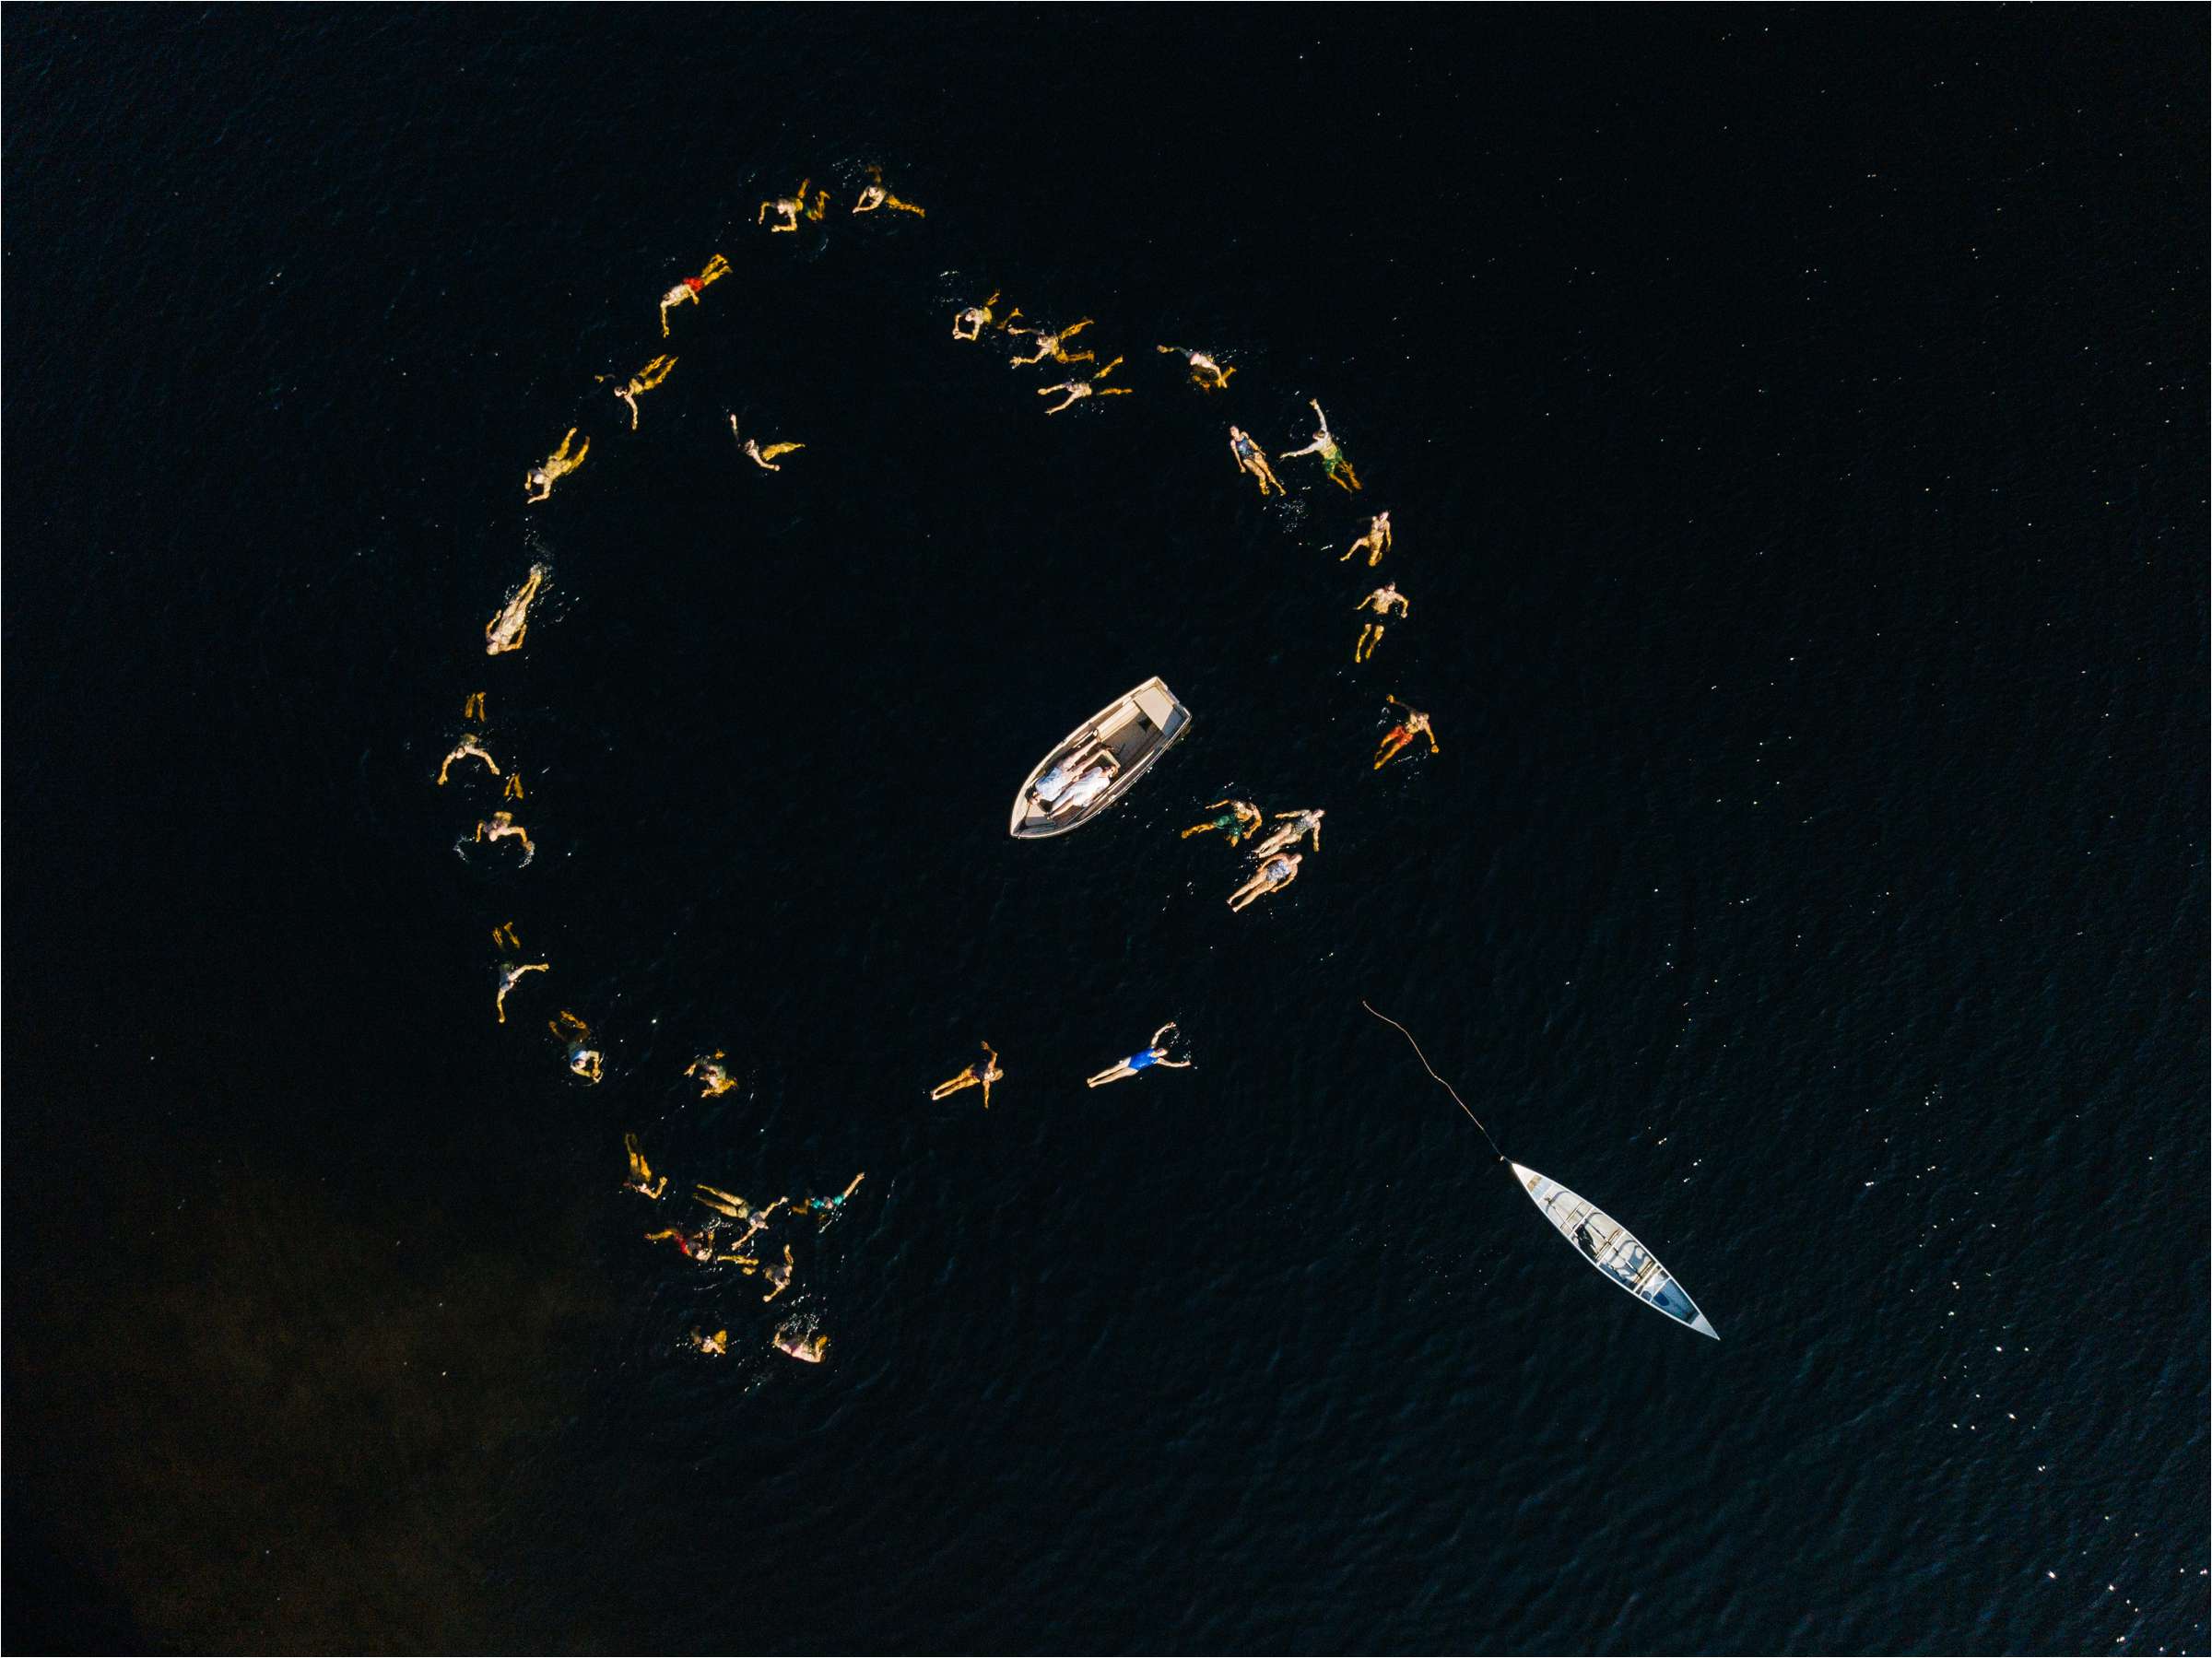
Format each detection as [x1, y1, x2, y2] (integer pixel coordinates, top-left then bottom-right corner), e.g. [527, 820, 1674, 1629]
[1228, 402, 1361, 499]
[1086, 1022, 1192, 1088]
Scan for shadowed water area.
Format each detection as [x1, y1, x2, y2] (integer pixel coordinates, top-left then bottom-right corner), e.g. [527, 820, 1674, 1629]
[4, 9, 2206, 1652]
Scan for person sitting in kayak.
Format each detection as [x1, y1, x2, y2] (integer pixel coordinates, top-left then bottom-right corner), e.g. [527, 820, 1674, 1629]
[1278, 399, 1361, 492]
[1229, 426, 1282, 497]
[1157, 344, 1234, 391]
[1344, 512, 1393, 566]
[1087, 1022, 1193, 1088]
[774, 1321, 829, 1363]
[852, 163, 924, 217]
[930, 1041, 1003, 1107]
[1039, 356, 1132, 415]
[1228, 853, 1301, 911]
[524, 429, 589, 504]
[622, 1133, 667, 1200]
[1008, 317, 1096, 369]
[1248, 808, 1324, 861]
[1354, 582, 1409, 663]
[549, 1010, 603, 1084]
[1180, 799, 1264, 845]
[951, 290, 1003, 341]
[611, 354, 677, 430]
[659, 253, 730, 336]
[1373, 694, 1439, 770]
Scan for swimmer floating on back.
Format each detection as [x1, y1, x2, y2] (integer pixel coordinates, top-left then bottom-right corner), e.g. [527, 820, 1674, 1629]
[1180, 799, 1264, 845]
[437, 735, 501, 786]
[1229, 426, 1282, 497]
[1279, 399, 1361, 492]
[460, 809, 535, 867]
[644, 1226, 723, 1264]
[1009, 318, 1094, 369]
[761, 1243, 795, 1302]
[929, 1041, 1003, 1107]
[759, 180, 828, 233]
[659, 253, 730, 337]
[731, 414, 805, 471]
[1039, 356, 1131, 415]
[612, 354, 677, 430]
[550, 1010, 603, 1084]
[1373, 694, 1439, 769]
[1087, 1022, 1193, 1088]
[793, 1172, 865, 1224]
[774, 1321, 829, 1363]
[686, 1052, 738, 1097]
[1228, 853, 1302, 911]
[853, 164, 924, 217]
[486, 564, 548, 655]
[622, 1133, 667, 1200]
[1157, 344, 1235, 391]
[1248, 807, 1324, 861]
[493, 958, 548, 1025]
[951, 290, 1002, 341]
[691, 1327, 729, 1357]
[1344, 512, 1392, 567]
[524, 430, 589, 504]
[1354, 582, 1409, 663]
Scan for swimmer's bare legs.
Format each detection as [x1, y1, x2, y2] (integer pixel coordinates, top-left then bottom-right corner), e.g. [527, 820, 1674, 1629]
[494, 960, 548, 1024]
[502, 771, 525, 801]
[624, 1133, 668, 1200]
[1344, 512, 1392, 565]
[487, 564, 549, 655]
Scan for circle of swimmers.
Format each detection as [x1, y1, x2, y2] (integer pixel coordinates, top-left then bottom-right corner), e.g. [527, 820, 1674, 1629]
[438, 160, 1451, 1364]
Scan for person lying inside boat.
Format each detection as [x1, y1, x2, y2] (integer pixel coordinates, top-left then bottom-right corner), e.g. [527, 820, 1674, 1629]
[1053, 761, 1118, 815]
[1247, 807, 1324, 861]
[1086, 1022, 1193, 1088]
[929, 1041, 1003, 1107]
[1030, 741, 1112, 808]
[1228, 852, 1302, 911]
[1180, 799, 1264, 844]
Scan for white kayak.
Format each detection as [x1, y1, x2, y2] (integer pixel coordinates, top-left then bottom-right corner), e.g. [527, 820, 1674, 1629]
[1511, 1162, 1719, 1339]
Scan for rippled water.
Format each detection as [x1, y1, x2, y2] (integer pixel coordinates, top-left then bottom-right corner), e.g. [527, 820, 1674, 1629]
[5, 9, 2205, 1652]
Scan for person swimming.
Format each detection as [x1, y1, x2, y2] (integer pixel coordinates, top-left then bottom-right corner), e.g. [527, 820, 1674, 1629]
[1344, 512, 1392, 566]
[437, 735, 501, 786]
[1008, 317, 1095, 369]
[502, 770, 526, 801]
[1156, 344, 1234, 391]
[524, 429, 589, 504]
[773, 1321, 829, 1363]
[1228, 853, 1302, 911]
[686, 1052, 739, 1097]
[730, 414, 805, 471]
[793, 1171, 865, 1223]
[761, 1243, 795, 1302]
[1373, 694, 1440, 770]
[1354, 582, 1409, 663]
[1278, 399, 1360, 491]
[1247, 808, 1324, 861]
[461, 810, 535, 867]
[1229, 426, 1283, 496]
[1180, 799, 1264, 845]
[464, 690, 487, 722]
[486, 564, 549, 655]
[623, 1133, 667, 1200]
[853, 164, 925, 216]
[659, 253, 730, 336]
[691, 1326, 729, 1357]
[929, 1041, 1003, 1107]
[643, 1226, 723, 1264]
[612, 354, 677, 430]
[951, 289, 1002, 341]
[1087, 1022, 1193, 1088]
[550, 1010, 603, 1084]
[492, 958, 548, 1025]
[1038, 355, 1132, 415]
[759, 180, 828, 233]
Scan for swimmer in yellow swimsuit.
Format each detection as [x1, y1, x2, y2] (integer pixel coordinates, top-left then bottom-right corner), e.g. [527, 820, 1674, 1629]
[524, 430, 588, 504]
[1008, 317, 1095, 369]
[612, 354, 677, 430]
[853, 164, 924, 216]
[1344, 512, 1392, 567]
[486, 564, 548, 655]
[1157, 344, 1234, 391]
[952, 290, 1002, 341]
[759, 180, 828, 232]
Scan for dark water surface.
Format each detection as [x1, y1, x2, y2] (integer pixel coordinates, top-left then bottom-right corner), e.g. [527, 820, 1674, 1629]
[5, 9, 2206, 1653]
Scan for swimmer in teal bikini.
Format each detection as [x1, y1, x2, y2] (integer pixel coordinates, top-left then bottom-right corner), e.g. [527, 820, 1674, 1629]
[793, 1172, 865, 1223]
[1086, 1023, 1192, 1088]
[1179, 799, 1263, 845]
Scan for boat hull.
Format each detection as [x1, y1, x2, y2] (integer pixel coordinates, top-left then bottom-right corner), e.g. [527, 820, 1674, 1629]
[1510, 1162, 1719, 1339]
[1009, 676, 1192, 838]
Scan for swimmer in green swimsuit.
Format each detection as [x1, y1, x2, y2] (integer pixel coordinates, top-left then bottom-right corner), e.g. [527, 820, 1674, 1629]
[1279, 399, 1361, 492]
[1180, 799, 1264, 845]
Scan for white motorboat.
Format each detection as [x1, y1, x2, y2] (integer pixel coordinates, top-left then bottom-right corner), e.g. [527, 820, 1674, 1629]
[1009, 676, 1192, 839]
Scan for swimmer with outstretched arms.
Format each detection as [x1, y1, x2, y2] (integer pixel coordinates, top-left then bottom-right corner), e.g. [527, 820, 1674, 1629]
[774, 1321, 829, 1362]
[693, 1191, 788, 1252]
[1086, 1022, 1193, 1088]
[1157, 344, 1235, 391]
[1009, 318, 1095, 369]
[460, 809, 535, 867]
[1039, 355, 1132, 415]
[437, 735, 501, 786]
[659, 253, 730, 336]
[1278, 399, 1361, 491]
[1180, 799, 1264, 845]
[686, 1051, 738, 1097]
[1229, 426, 1283, 496]
[487, 564, 548, 655]
[759, 180, 827, 233]
[1229, 852, 1301, 911]
[929, 1041, 1003, 1107]
[731, 414, 805, 471]
[643, 1226, 724, 1264]
[1344, 512, 1392, 566]
[951, 290, 1002, 341]
[1354, 582, 1409, 663]
[622, 1133, 667, 1200]
[761, 1243, 795, 1302]
[612, 354, 677, 430]
[853, 164, 925, 216]
[550, 1010, 603, 1084]
[1248, 807, 1324, 861]
[793, 1171, 865, 1222]
[524, 429, 589, 504]
[1373, 694, 1439, 769]
[493, 958, 548, 1025]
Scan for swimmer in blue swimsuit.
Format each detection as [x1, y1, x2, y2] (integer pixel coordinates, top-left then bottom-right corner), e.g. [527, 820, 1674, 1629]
[1086, 1022, 1193, 1088]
